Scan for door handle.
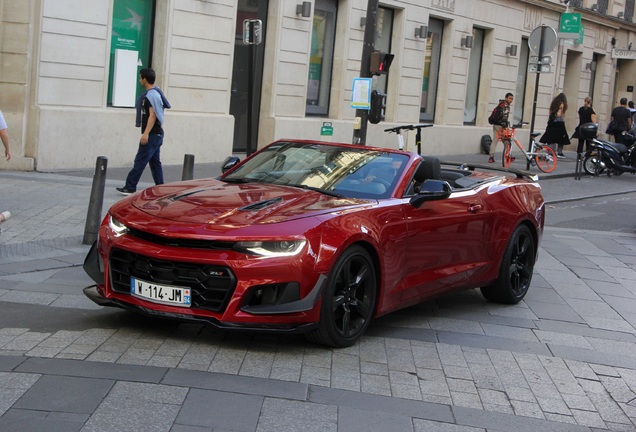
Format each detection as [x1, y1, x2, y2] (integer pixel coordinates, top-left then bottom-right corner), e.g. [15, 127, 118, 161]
[468, 204, 483, 213]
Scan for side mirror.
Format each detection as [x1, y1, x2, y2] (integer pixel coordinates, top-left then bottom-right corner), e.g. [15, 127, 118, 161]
[222, 156, 241, 173]
[409, 180, 452, 208]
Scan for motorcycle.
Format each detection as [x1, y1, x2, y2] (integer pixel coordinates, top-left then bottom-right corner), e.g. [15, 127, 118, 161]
[579, 122, 636, 176]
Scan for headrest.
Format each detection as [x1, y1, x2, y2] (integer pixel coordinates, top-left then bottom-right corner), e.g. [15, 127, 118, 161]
[414, 157, 441, 183]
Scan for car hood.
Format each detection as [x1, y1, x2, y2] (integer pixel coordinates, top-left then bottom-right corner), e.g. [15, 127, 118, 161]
[130, 179, 372, 226]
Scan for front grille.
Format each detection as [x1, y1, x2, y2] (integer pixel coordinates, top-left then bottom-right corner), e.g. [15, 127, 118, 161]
[109, 248, 236, 313]
[127, 227, 236, 250]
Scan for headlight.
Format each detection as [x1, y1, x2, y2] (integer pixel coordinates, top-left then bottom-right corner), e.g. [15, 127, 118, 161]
[108, 215, 129, 237]
[234, 240, 306, 257]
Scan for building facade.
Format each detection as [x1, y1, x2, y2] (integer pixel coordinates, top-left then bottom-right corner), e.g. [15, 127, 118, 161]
[1, 0, 635, 171]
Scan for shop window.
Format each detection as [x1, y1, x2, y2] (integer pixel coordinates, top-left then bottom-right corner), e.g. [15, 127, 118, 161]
[589, 53, 599, 99]
[306, 0, 337, 116]
[421, 18, 443, 122]
[513, 38, 529, 124]
[108, 0, 154, 107]
[626, 0, 634, 22]
[464, 28, 484, 125]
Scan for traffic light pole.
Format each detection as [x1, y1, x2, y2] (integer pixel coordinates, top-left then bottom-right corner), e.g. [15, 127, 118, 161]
[527, 25, 546, 170]
[353, 0, 379, 145]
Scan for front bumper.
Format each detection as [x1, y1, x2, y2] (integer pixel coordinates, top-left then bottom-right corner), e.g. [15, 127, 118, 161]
[82, 238, 326, 333]
[82, 284, 319, 334]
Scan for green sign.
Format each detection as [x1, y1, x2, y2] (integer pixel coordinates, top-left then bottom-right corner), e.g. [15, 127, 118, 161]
[107, 0, 154, 105]
[321, 122, 333, 136]
[576, 25, 584, 45]
[560, 13, 581, 34]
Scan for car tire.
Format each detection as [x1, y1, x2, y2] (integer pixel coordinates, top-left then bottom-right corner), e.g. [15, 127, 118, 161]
[306, 245, 377, 348]
[480, 225, 535, 304]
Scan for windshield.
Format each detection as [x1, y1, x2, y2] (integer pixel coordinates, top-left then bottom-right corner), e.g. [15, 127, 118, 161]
[222, 142, 409, 199]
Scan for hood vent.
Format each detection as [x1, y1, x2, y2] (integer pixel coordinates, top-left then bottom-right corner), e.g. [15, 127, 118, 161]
[239, 197, 284, 211]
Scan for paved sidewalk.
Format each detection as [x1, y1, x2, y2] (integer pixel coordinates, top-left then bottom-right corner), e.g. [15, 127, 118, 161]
[1, 151, 636, 431]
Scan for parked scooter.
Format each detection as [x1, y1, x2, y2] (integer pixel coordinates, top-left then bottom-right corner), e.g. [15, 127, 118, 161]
[579, 122, 636, 176]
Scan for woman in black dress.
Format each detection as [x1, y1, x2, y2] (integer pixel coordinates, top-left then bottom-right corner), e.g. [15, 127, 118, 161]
[571, 97, 597, 155]
[539, 93, 570, 159]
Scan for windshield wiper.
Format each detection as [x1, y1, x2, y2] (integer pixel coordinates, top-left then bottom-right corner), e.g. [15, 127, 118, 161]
[287, 184, 344, 198]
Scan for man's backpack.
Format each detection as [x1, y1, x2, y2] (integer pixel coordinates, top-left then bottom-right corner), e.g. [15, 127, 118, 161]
[488, 105, 501, 125]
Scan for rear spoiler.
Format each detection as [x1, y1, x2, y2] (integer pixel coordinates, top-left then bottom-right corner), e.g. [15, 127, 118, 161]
[440, 161, 539, 182]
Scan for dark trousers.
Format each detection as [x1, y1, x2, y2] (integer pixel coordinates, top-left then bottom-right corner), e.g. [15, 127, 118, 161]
[576, 139, 591, 154]
[125, 134, 164, 190]
[614, 131, 626, 144]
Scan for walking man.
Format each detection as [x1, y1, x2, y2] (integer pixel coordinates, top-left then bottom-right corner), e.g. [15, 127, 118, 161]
[488, 93, 513, 163]
[117, 68, 170, 195]
[610, 98, 632, 144]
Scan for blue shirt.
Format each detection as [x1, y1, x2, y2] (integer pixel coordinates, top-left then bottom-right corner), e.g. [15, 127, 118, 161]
[145, 88, 165, 126]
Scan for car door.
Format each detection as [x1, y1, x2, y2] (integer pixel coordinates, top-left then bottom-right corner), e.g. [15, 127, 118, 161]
[400, 188, 492, 301]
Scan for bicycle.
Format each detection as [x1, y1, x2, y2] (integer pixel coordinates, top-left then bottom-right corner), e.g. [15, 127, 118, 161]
[498, 122, 557, 173]
[384, 123, 433, 154]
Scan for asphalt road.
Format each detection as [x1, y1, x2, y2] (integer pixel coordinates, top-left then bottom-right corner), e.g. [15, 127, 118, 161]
[546, 190, 636, 233]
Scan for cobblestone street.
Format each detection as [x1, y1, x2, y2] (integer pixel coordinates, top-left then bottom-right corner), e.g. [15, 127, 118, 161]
[1, 161, 636, 431]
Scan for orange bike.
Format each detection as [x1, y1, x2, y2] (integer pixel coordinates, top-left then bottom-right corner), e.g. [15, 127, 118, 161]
[497, 122, 557, 173]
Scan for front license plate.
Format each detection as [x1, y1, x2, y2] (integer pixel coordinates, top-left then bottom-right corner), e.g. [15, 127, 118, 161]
[130, 277, 191, 307]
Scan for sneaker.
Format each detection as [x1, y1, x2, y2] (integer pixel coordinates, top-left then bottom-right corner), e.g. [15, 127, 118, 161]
[557, 154, 566, 159]
[116, 187, 136, 196]
[488, 157, 495, 163]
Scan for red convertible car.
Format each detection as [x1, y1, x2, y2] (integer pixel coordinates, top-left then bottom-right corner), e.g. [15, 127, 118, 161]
[84, 140, 544, 347]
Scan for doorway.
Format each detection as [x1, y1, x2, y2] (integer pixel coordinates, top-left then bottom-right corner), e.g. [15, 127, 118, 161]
[230, 0, 268, 153]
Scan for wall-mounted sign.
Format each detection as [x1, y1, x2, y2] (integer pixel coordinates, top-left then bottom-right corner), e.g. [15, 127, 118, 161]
[321, 122, 333, 136]
[612, 49, 636, 59]
[108, 0, 153, 106]
[559, 13, 581, 39]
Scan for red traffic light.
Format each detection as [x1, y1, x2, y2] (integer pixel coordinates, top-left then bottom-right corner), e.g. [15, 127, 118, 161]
[369, 51, 394, 75]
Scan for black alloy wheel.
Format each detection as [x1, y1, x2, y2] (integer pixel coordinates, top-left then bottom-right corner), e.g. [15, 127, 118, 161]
[480, 225, 535, 304]
[306, 245, 377, 347]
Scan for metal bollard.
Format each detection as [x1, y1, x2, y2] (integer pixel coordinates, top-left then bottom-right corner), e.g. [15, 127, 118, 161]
[82, 156, 108, 245]
[182, 154, 195, 181]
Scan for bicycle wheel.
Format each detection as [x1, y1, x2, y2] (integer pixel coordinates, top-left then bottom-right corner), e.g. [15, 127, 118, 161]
[502, 140, 513, 168]
[535, 145, 557, 173]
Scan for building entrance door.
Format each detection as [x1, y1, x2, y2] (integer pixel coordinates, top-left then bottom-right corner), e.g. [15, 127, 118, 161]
[230, 0, 268, 154]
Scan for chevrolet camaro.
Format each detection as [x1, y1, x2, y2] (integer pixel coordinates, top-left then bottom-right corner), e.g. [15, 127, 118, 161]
[84, 140, 545, 347]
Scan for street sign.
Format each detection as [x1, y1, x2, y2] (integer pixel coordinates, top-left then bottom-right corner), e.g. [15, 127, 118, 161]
[528, 64, 552, 73]
[321, 122, 334, 136]
[529, 55, 552, 65]
[528, 26, 557, 55]
[243, 19, 262, 45]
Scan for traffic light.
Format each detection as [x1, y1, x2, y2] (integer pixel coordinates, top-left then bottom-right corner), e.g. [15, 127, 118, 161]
[368, 90, 386, 124]
[369, 51, 394, 75]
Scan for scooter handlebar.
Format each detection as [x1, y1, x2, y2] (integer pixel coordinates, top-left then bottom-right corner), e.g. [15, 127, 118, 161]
[384, 124, 433, 133]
